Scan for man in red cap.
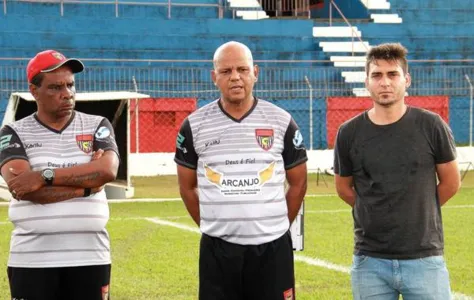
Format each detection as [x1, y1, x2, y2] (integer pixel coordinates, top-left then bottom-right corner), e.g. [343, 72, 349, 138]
[0, 50, 120, 299]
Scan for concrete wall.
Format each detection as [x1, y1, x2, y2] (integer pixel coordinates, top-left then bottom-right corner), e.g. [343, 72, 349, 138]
[129, 147, 474, 176]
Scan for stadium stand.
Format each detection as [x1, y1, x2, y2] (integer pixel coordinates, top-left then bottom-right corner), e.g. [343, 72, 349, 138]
[0, 0, 473, 148]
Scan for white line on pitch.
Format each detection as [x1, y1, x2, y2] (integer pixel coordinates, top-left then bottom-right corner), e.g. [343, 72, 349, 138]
[453, 293, 474, 300]
[444, 205, 474, 209]
[293, 255, 350, 273]
[144, 217, 200, 234]
[306, 194, 337, 197]
[306, 209, 351, 213]
[141, 217, 472, 299]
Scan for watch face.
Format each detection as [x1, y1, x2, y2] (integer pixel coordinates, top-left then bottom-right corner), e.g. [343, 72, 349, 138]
[43, 169, 54, 179]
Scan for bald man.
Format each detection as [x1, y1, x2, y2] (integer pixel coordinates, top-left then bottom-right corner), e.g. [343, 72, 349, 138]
[174, 41, 307, 300]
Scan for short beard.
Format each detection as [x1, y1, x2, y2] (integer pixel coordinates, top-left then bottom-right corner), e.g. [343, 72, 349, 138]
[376, 100, 396, 108]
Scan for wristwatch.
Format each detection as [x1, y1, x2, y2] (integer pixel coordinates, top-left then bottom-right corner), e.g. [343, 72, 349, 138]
[41, 168, 55, 186]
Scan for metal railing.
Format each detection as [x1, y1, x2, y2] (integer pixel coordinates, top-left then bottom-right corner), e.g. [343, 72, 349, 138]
[1, 65, 474, 149]
[1, 65, 473, 97]
[3, 0, 223, 18]
[257, 0, 310, 17]
[328, 0, 369, 56]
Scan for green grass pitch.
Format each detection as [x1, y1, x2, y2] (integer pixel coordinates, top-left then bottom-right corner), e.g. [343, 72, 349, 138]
[0, 173, 473, 299]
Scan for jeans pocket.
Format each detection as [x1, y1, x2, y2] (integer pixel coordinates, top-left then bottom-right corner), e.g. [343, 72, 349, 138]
[419, 255, 445, 268]
[352, 255, 369, 269]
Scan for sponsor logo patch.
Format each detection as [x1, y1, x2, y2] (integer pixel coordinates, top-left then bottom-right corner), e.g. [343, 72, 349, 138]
[0, 134, 20, 152]
[76, 134, 93, 153]
[176, 133, 187, 153]
[204, 161, 275, 196]
[293, 130, 305, 149]
[95, 126, 111, 139]
[25, 142, 42, 149]
[205, 139, 220, 147]
[0, 134, 12, 150]
[255, 129, 274, 151]
[0, 143, 20, 151]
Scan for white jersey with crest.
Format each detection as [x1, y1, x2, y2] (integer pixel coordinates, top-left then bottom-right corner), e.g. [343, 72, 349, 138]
[0, 111, 119, 268]
[175, 99, 307, 245]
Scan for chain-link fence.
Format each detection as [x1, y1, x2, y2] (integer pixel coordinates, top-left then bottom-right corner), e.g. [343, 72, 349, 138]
[1, 65, 473, 151]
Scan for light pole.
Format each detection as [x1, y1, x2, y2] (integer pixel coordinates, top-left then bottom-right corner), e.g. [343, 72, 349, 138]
[465, 74, 473, 147]
[304, 76, 313, 150]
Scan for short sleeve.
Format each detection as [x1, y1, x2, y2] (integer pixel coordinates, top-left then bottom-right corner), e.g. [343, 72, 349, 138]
[174, 118, 198, 169]
[433, 115, 456, 164]
[282, 118, 308, 170]
[0, 125, 28, 169]
[333, 126, 353, 177]
[93, 118, 120, 160]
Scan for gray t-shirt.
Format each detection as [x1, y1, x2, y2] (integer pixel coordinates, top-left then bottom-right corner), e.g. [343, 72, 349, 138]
[334, 106, 456, 259]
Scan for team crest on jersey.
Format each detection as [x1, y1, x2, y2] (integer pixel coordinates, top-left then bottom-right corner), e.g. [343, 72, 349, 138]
[255, 129, 274, 151]
[76, 134, 93, 153]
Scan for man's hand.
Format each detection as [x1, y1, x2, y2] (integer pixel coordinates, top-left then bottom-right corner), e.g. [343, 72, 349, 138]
[89, 149, 106, 195]
[89, 150, 105, 195]
[8, 149, 105, 200]
[91, 149, 104, 161]
[8, 168, 44, 200]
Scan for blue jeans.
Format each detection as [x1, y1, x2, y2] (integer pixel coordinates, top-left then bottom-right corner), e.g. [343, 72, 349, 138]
[351, 255, 451, 300]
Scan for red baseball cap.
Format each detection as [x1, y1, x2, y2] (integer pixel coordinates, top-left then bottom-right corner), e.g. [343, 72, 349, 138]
[27, 50, 84, 83]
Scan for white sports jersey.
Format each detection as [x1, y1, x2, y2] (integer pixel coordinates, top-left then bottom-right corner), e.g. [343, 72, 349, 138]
[175, 99, 307, 245]
[0, 111, 119, 268]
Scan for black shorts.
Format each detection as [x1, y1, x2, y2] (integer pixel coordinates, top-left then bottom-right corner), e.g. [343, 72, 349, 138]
[199, 231, 295, 300]
[7, 264, 111, 300]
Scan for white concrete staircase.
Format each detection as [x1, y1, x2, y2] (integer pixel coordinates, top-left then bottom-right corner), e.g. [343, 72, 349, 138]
[371, 13, 402, 23]
[360, 0, 402, 23]
[313, 0, 403, 96]
[313, 26, 371, 96]
[360, 0, 391, 9]
[227, 0, 269, 20]
[227, 0, 403, 97]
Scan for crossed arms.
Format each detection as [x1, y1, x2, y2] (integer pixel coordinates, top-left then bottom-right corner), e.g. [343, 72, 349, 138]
[1, 149, 119, 204]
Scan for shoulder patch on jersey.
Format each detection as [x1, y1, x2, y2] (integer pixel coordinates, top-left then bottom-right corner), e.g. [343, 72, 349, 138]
[0, 135, 12, 150]
[176, 133, 188, 153]
[255, 129, 274, 151]
[95, 126, 111, 139]
[293, 130, 304, 149]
